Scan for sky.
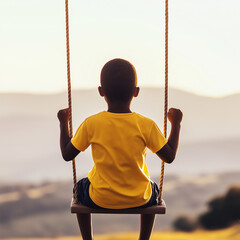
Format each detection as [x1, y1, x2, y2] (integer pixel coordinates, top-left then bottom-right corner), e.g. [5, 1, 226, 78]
[0, 0, 240, 97]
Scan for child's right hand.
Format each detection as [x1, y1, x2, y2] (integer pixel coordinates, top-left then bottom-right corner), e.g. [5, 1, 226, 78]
[57, 108, 69, 123]
[167, 108, 183, 125]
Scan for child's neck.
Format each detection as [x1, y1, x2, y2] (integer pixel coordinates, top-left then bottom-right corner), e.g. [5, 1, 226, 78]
[107, 102, 132, 113]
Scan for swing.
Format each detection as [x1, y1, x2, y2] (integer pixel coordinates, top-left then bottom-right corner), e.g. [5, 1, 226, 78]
[64, 0, 169, 215]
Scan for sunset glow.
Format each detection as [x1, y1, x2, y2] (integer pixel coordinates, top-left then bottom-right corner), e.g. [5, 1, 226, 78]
[0, 0, 240, 97]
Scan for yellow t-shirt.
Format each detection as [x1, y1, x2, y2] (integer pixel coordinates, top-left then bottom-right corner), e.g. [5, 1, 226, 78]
[71, 111, 167, 209]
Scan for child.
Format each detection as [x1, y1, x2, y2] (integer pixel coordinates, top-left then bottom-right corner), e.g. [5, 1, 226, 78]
[58, 58, 182, 240]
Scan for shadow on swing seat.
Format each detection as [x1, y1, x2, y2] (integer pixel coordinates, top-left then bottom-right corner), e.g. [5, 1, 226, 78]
[71, 198, 166, 214]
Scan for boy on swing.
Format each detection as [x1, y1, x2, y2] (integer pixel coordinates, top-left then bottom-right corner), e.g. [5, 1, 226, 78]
[58, 58, 182, 240]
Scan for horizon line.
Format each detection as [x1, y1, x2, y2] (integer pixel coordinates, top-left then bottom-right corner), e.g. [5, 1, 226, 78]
[0, 86, 239, 99]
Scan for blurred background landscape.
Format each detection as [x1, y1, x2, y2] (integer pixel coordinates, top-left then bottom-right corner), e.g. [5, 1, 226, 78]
[1, 0, 240, 239]
[0, 88, 240, 238]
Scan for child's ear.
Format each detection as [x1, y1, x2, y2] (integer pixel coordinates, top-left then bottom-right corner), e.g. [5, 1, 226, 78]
[133, 87, 140, 97]
[98, 86, 105, 97]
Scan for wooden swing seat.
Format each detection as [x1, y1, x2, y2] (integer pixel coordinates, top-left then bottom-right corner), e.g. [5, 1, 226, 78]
[71, 198, 166, 214]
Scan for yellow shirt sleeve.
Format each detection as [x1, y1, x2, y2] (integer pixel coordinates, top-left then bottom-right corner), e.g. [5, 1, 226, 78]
[146, 121, 168, 153]
[71, 120, 90, 152]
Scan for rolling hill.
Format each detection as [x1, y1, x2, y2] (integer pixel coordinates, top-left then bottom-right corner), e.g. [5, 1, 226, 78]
[0, 172, 239, 238]
[0, 88, 240, 182]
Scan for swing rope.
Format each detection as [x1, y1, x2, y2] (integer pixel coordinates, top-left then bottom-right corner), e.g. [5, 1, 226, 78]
[64, 0, 169, 205]
[159, 0, 169, 203]
[65, 0, 78, 201]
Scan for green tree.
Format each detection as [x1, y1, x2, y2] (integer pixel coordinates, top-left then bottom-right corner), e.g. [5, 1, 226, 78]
[199, 186, 240, 229]
[173, 216, 198, 232]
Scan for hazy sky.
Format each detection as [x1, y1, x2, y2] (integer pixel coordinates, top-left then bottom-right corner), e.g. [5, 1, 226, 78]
[0, 0, 239, 97]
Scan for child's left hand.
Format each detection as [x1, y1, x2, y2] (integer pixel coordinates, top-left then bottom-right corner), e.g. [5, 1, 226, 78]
[57, 108, 69, 123]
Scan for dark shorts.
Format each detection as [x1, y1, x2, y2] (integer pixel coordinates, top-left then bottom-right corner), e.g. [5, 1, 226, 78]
[74, 177, 160, 209]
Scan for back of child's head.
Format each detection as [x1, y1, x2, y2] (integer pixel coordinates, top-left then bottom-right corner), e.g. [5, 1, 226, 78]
[100, 58, 137, 102]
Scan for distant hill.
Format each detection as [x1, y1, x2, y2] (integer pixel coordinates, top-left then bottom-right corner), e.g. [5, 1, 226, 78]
[0, 88, 240, 182]
[1, 88, 240, 142]
[0, 172, 239, 238]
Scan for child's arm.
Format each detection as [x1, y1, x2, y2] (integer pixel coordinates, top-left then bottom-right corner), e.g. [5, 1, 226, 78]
[57, 108, 80, 161]
[156, 108, 183, 164]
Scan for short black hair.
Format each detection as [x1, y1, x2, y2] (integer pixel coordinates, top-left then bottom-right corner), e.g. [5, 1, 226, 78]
[100, 58, 137, 102]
